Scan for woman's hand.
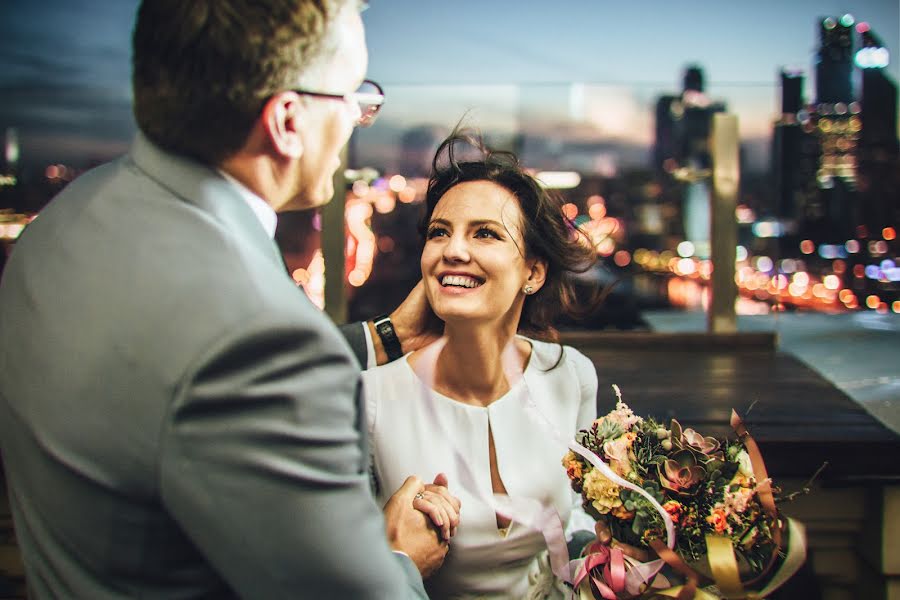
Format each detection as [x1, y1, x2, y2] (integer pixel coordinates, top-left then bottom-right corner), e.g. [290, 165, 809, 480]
[412, 472, 461, 541]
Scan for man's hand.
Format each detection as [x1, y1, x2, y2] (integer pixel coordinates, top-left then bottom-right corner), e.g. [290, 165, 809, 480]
[383, 476, 452, 579]
[392, 280, 443, 355]
[369, 281, 443, 366]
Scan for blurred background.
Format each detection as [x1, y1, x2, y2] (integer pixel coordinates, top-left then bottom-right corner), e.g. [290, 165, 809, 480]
[2, 0, 896, 427]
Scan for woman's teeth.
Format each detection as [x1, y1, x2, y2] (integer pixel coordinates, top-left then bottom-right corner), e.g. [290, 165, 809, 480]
[441, 275, 482, 288]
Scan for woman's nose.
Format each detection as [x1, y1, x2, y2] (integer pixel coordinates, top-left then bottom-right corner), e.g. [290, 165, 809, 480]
[442, 234, 470, 262]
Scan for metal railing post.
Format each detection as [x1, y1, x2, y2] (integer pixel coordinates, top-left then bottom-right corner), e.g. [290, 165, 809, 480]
[708, 113, 740, 333]
[322, 146, 347, 324]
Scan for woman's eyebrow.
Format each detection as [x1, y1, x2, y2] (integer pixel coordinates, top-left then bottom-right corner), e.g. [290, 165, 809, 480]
[429, 218, 504, 228]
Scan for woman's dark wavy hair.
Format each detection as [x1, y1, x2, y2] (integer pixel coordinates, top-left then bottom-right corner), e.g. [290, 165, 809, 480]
[418, 127, 602, 340]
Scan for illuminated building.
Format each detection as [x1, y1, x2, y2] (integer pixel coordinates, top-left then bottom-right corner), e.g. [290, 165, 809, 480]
[765, 16, 898, 312]
[790, 15, 868, 242]
[856, 24, 900, 235]
[771, 70, 818, 234]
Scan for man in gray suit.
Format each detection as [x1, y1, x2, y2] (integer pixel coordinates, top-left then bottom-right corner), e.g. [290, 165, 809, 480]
[0, 0, 458, 598]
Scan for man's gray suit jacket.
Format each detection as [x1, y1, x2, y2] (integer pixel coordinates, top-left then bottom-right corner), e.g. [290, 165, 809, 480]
[0, 134, 427, 599]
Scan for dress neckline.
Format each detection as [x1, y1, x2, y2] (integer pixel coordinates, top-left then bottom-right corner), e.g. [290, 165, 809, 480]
[402, 336, 538, 411]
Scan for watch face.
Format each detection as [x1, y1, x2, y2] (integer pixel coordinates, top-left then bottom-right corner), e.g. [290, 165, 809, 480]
[374, 318, 402, 359]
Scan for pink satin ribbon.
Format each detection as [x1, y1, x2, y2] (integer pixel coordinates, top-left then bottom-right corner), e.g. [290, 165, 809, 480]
[574, 544, 627, 599]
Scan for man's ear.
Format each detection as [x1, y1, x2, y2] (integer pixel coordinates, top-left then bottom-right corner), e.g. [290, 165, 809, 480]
[261, 92, 304, 159]
[526, 258, 548, 293]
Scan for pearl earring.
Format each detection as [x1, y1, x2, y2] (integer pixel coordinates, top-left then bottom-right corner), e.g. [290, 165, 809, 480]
[523, 284, 534, 295]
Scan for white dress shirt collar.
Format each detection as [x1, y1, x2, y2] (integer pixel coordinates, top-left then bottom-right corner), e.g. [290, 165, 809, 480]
[217, 169, 278, 239]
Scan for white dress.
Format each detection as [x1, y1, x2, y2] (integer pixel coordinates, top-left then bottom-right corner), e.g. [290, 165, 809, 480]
[363, 337, 598, 599]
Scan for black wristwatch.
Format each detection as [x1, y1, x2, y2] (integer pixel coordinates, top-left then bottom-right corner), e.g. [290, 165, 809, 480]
[372, 314, 404, 362]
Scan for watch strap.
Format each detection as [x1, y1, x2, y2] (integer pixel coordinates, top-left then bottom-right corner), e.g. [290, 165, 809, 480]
[372, 313, 404, 362]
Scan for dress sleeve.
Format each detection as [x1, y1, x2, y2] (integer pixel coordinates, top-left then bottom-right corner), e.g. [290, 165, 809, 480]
[567, 346, 599, 429]
[563, 346, 599, 553]
[362, 370, 378, 441]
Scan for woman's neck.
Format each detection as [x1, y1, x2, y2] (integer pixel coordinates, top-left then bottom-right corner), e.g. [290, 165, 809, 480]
[431, 322, 530, 407]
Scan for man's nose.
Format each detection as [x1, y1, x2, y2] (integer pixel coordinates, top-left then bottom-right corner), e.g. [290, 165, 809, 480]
[350, 101, 365, 127]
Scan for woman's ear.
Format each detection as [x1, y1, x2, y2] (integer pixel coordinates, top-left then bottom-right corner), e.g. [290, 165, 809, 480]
[525, 258, 548, 293]
[261, 92, 304, 159]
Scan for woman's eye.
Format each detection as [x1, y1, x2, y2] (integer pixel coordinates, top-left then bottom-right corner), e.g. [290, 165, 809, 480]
[474, 227, 500, 239]
[426, 227, 448, 239]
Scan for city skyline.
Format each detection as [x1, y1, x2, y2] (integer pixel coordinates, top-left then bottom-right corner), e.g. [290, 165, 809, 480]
[0, 0, 897, 172]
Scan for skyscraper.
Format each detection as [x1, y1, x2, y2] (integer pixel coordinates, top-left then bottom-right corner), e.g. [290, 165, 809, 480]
[815, 15, 855, 105]
[802, 15, 863, 241]
[856, 24, 900, 234]
[771, 71, 818, 230]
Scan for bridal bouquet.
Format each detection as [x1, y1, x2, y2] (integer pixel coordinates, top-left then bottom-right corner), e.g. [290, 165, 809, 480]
[562, 387, 806, 599]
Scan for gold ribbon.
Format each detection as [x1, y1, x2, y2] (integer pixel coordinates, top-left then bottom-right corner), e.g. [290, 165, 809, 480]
[705, 534, 744, 597]
[753, 517, 807, 598]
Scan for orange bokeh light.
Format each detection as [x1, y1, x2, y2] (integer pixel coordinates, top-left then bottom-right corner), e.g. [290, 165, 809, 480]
[613, 250, 631, 267]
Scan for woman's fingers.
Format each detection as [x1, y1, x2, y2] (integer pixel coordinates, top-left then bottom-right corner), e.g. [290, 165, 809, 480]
[424, 483, 460, 535]
[413, 491, 453, 540]
[425, 479, 461, 512]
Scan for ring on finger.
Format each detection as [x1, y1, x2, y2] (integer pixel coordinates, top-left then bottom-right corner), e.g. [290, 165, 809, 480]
[414, 492, 425, 500]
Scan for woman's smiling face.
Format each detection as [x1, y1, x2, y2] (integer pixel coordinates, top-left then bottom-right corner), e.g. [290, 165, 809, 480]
[421, 180, 542, 328]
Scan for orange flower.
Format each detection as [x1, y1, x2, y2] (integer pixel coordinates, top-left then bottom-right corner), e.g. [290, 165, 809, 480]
[567, 462, 583, 480]
[706, 508, 729, 534]
[611, 504, 635, 520]
[562, 451, 583, 480]
[662, 500, 683, 524]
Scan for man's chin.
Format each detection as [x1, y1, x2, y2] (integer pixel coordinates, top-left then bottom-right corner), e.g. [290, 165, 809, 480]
[282, 185, 334, 212]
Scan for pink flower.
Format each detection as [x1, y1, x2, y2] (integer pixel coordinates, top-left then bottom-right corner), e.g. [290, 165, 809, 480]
[682, 427, 720, 455]
[658, 450, 706, 496]
[669, 419, 722, 459]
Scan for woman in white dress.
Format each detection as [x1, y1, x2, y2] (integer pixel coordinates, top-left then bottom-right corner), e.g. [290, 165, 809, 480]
[363, 130, 603, 599]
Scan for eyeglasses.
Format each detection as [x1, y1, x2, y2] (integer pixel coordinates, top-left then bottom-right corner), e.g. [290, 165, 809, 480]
[292, 79, 384, 127]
